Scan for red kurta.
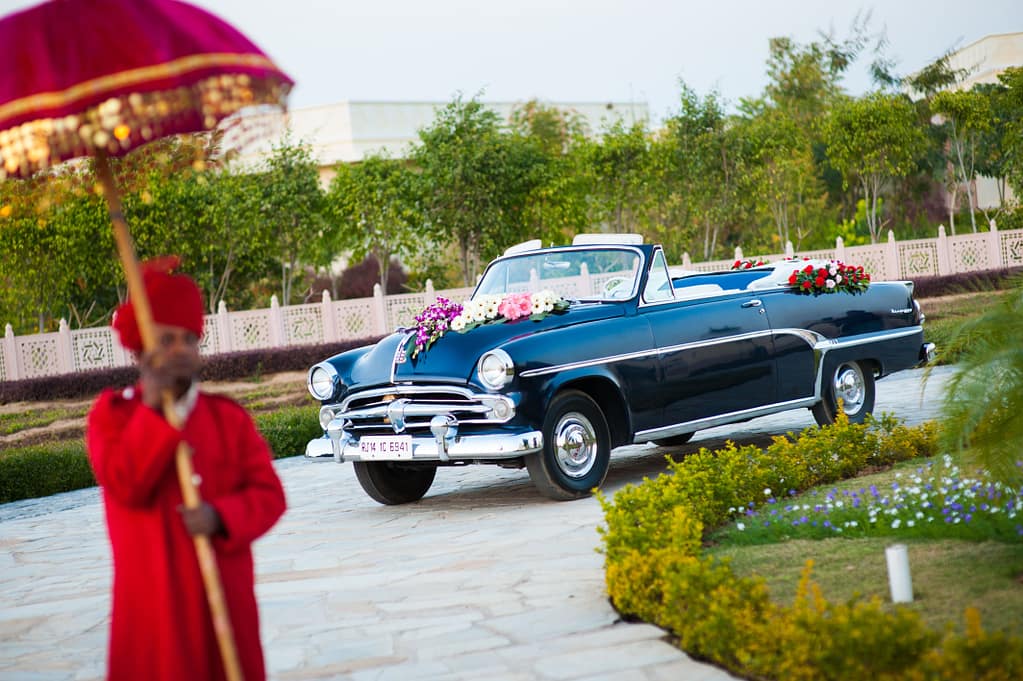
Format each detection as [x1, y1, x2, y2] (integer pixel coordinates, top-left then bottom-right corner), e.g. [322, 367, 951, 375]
[87, 386, 287, 681]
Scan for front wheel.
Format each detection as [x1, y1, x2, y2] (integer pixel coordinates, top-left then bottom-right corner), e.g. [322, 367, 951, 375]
[527, 390, 611, 501]
[812, 360, 876, 426]
[353, 461, 437, 505]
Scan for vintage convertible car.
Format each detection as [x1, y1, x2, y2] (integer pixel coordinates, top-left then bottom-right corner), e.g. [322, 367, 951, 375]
[305, 235, 934, 504]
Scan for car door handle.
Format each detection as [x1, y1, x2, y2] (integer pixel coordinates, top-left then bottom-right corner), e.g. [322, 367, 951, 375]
[741, 299, 762, 308]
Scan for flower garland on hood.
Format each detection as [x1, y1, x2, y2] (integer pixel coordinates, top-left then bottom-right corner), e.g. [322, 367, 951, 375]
[408, 290, 569, 358]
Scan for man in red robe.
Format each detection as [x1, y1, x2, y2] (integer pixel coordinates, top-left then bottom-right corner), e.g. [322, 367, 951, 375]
[87, 258, 287, 681]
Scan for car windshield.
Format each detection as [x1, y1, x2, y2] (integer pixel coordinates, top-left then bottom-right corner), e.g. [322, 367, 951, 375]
[475, 248, 643, 301]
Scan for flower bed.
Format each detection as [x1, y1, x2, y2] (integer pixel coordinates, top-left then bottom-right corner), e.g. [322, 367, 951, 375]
[598, 414, 1023, 680]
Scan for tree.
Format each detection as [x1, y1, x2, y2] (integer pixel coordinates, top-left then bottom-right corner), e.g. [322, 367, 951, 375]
[660, 84, 738, 260]
[326, 153, 421, 293]
[575, 119, 656, 237]
[995, 67, 1023, 201]
[821, 93, 927, 243]
[931, 89, 992, 233]
[973, 82, 1013, 212]
[256, 135, 327, 303]
[414, 95, 549, 285]
[738, 107, 825, 250]
[510, 100, 591, 247]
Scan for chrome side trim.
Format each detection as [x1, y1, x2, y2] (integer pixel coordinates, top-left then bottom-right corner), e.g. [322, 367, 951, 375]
[812, 326, 923, 352]
[635, 397, 819, 441]
[520, 327, 822, 378]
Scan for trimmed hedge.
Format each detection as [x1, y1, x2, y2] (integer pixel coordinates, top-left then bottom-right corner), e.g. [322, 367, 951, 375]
[0, 404, 321, 504]
[599, 414, 1023, 680]
[0, 336, 381, 404]
[911, 267, 1023, 299]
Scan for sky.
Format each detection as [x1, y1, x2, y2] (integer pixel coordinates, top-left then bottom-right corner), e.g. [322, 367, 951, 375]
[2, 0, 1021, 124]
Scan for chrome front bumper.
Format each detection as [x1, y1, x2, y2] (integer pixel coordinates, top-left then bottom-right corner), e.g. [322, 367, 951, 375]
[305, 421, 543, 464]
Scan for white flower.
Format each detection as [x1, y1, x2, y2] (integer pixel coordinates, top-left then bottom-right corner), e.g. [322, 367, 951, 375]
[891, 519, 901, 529]
[763, 488, 772, 497]
[451, 315, 467, 331]
[825, 279, 836, 289]
[531, 297, 546, 314]
[736, 522, 746, 531]
[828, 264, 838, 276]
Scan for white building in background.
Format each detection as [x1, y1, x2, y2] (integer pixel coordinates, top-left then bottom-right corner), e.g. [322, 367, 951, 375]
[221, 99, 649, 186]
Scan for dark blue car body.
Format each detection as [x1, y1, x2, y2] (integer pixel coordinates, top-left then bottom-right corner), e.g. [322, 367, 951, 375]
[306, 238, 932, 504]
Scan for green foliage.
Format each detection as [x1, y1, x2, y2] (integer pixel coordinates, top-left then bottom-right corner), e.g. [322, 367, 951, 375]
[0, 442, 95, 504]
[597, 415, 1023, 681]
[996, 67, 1023, 200]
[326, 154, 422, 293]
[939, 278, 1023, 488]
[413, 95, 551, 286]
[821, 93, 927, 243]
[255, 405, 321, 459]
[931, 89, 993, 233]
[258, 134, 328, 304]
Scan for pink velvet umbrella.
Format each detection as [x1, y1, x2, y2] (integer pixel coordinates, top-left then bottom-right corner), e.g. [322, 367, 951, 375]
[0, 2, 293, 678]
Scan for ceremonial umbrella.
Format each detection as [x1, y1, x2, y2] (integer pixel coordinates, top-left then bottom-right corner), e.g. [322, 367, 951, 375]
[0, 2, 293, 678]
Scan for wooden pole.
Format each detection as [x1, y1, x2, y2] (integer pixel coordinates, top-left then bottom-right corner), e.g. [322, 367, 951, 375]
[95, 151, 244, 681]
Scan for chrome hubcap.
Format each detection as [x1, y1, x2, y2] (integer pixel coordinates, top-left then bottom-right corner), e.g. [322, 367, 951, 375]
[833, 363, 865, 415]
[553, 412, 598, 479]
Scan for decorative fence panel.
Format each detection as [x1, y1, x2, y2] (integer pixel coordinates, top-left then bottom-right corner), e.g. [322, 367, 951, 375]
[3, 225, 1021, 382]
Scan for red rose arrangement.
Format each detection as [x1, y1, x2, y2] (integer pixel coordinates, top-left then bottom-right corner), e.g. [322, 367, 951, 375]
[788, 261, 870, 294]
[732, 259, 767, 270]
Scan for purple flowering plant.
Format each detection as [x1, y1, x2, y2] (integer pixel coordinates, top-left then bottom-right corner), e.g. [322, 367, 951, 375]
[408, 296, 463, 359]
[719, 455, 1023, 543]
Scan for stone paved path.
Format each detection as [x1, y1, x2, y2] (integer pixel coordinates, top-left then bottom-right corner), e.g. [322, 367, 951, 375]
[0, 366, 954, 680]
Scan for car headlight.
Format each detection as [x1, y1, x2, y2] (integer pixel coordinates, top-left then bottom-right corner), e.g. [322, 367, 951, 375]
[307, 362, 340, 400]
[478, 349, 514, 391]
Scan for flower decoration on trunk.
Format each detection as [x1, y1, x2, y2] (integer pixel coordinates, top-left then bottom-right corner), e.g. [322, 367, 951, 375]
[732, 259, 767, 270]
[788, 261, 871, 294]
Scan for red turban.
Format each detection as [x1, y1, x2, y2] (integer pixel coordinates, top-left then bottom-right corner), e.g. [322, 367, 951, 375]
[112, 256, 204, 353]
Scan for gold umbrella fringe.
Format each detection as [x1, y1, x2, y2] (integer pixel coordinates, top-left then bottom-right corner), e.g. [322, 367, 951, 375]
[0, 72, 290, 179]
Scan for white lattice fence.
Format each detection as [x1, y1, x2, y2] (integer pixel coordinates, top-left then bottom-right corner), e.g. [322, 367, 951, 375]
[334, 299, 378, 338]
[386, 291, 432, 331]
[949, 234, 992, 272]
[283, 303, 323, 345]
[198, 313, 222, 356]
[70, 328, 119, 372]
[229, 310, 273, 351]
[1001, 231, 1023, 267]
[17, 335, 61, 379]
[897, 240, 940, 278]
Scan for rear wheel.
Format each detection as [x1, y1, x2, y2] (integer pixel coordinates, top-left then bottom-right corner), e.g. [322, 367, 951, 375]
[812, 360, 875, 426]
[353, 461, 437, 505]
[527, 390, 611, 501]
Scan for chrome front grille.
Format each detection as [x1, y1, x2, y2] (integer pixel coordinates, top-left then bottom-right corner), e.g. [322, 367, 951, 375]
[322, 386, 514, 435]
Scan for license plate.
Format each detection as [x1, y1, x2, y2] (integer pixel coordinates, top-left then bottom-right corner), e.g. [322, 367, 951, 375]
[358, 435, 414, 460]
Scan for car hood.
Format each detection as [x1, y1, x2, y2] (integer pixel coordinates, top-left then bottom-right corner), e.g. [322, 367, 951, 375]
[345, 304, 625, 388]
